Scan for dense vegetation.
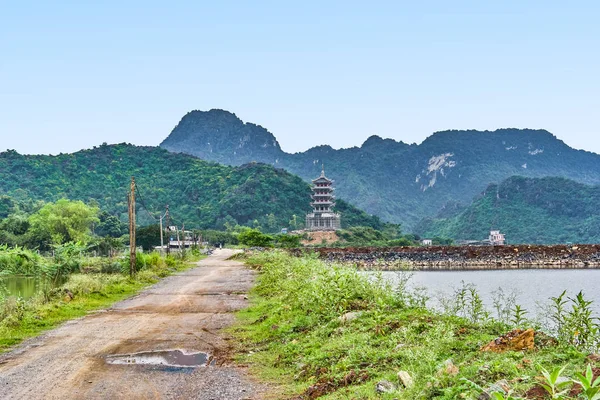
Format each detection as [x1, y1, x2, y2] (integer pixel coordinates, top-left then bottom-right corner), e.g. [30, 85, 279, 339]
[160, 109, 600, 230]
[334, 226, 422, 247]
[0, 144, 393, 233]
[234, 251, 600, 399]
[416, 176, 600, 244]
[0, 249, 200, 351]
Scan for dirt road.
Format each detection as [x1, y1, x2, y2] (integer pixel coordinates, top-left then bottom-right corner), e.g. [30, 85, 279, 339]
[0, 249, 267, 400]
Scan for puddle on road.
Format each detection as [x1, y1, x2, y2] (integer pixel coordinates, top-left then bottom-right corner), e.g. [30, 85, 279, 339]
[105, 350, 215, 368]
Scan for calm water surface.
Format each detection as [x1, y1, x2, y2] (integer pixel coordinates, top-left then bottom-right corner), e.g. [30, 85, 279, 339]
[0, 275, 61, 299]
[376, 269, 600, 316]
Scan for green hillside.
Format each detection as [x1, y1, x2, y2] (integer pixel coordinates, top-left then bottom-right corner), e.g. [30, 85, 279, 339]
[0, 144, 390, 232]
[414, 176, 600, 244]
[160, 109, 600, 229]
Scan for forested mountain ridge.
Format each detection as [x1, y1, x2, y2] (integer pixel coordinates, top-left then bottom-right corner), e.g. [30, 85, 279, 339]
[160, 109, 600, 228]
[415, 176, 600, 244]
[0, 144, 389, 232]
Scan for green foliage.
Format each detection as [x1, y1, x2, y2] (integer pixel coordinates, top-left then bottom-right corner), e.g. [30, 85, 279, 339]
[538, 364, 571, 399]
[0, 252, 200, 351]
[274, 234, 301, 248]
[87, 236, 125, 257]
[233, 251, 597, 399]
[334, 225, 418, 247]
[439, 282, 489, 323]
[550, 290, 600, 352]
[0, 144, 389, 234]
[43, 242, 87, 283]
[27, 199, 99, 249]
[0, 245, 44, 275]
[160, 111, 600, 231]
[417, 176, 600, 244]
[136, 224, 161, 251]
[199, 229, 238, 246]
[238, 228, 273, 247]
[573, 364, 600, 400]
[510, 305, 529, 328]
[95, 211, 126, 237]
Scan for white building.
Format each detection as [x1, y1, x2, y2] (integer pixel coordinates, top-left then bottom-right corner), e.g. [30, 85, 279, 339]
[489, 230, 506, 246]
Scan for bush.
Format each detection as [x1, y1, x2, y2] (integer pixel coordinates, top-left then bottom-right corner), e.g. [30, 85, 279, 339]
[238, 228, 273, 247]
[274, 234, 301, 248]
[0, 245, 44, 275]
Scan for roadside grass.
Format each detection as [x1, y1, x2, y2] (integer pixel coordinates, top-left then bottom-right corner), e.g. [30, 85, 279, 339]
[0, 252, 203, 352]
[232, 251, 598, 399]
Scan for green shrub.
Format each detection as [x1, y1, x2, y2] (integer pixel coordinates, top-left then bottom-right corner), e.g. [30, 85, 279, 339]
[238, 228, 273, 247]
[0, 245, 44, 275]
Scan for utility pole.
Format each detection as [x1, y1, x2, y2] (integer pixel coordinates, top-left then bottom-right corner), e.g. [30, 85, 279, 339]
[159, 214, 164, 254]
[165, 204, 170, 255]
[128, 176, 136, 277]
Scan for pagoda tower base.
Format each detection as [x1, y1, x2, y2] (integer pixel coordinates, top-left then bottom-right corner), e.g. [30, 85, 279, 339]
[305, 212, 341, 231]
[305, 166, 341, 231]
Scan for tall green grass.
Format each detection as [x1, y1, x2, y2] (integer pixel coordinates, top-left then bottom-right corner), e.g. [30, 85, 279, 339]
[0, 245, 44, 275]
[234, 251, 598, 399]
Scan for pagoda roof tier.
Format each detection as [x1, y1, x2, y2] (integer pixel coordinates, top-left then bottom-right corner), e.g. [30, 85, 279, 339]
[311, 185, 334, 190]
[312, 193, 336, 197]
[311, 201, 335, 206]
[312, 177, 333, 183]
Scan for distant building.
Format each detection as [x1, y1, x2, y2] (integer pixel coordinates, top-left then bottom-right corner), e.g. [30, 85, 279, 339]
[422, 239, 433, 246]
[167, 226, 196, 249]
[489, 230, 506, 246]
[457, 230, 506, 246]
[305, 167, 341, 231]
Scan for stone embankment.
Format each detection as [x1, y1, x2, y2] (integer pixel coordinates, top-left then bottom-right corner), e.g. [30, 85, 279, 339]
[290, 245, 600, 270]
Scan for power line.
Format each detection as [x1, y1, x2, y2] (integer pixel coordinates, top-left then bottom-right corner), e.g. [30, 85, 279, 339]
[134, 182, 162, 222]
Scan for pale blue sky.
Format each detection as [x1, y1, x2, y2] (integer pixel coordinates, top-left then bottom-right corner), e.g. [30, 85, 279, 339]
[1, 1, 598, 155]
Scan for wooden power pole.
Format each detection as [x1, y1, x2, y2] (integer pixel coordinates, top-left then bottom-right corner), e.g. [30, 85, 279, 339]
[159, 214, 164, 254]
[128, 176, 136, 276]
[165, 204, 170, 255]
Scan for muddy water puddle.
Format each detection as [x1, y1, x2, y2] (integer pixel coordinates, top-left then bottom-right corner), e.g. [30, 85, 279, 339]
[106, 349, 215, 368]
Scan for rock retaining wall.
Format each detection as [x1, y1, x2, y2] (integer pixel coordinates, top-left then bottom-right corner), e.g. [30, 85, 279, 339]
[289, 245, 600, 270]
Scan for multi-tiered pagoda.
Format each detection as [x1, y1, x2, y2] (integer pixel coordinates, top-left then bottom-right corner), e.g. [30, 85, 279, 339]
[305, 167, 341, 231]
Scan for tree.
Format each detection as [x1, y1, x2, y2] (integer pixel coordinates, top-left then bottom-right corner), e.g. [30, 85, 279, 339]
[289, 214, 298, 230]
[238, 228, 273, 247]
[275, 234, 301, 248]
[223, 215, 238, 232]
[96, 212, 125, 237]
[136, 224, 162, 251]
[265, 213, 279, 233]
[27, 199, 99, 248]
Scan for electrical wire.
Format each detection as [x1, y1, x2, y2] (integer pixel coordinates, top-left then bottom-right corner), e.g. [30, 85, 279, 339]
[134, 182, 164, 222]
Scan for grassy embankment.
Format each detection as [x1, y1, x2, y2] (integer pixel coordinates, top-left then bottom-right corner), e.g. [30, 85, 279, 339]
[0, 247, 203, 351]
[232, 251, 600, 399]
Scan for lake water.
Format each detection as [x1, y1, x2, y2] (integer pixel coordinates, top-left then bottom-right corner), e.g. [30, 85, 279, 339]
[0, 275, 61, 299]
[376, 269, 600, 317]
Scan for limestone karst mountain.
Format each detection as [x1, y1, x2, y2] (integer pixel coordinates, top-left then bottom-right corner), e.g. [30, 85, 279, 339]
[415, 176, 600, 244]
[160, 109, 600, 229]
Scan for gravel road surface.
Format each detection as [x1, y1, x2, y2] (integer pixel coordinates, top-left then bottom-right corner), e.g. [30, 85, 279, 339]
[0, 249, 268, 400]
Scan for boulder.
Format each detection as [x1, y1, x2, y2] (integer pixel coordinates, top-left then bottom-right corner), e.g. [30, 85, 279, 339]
[375, 380, 396, 394]
[481, 329, 535, 353]
[338, 311, 361, 323]
[397, 371, 413, 388]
